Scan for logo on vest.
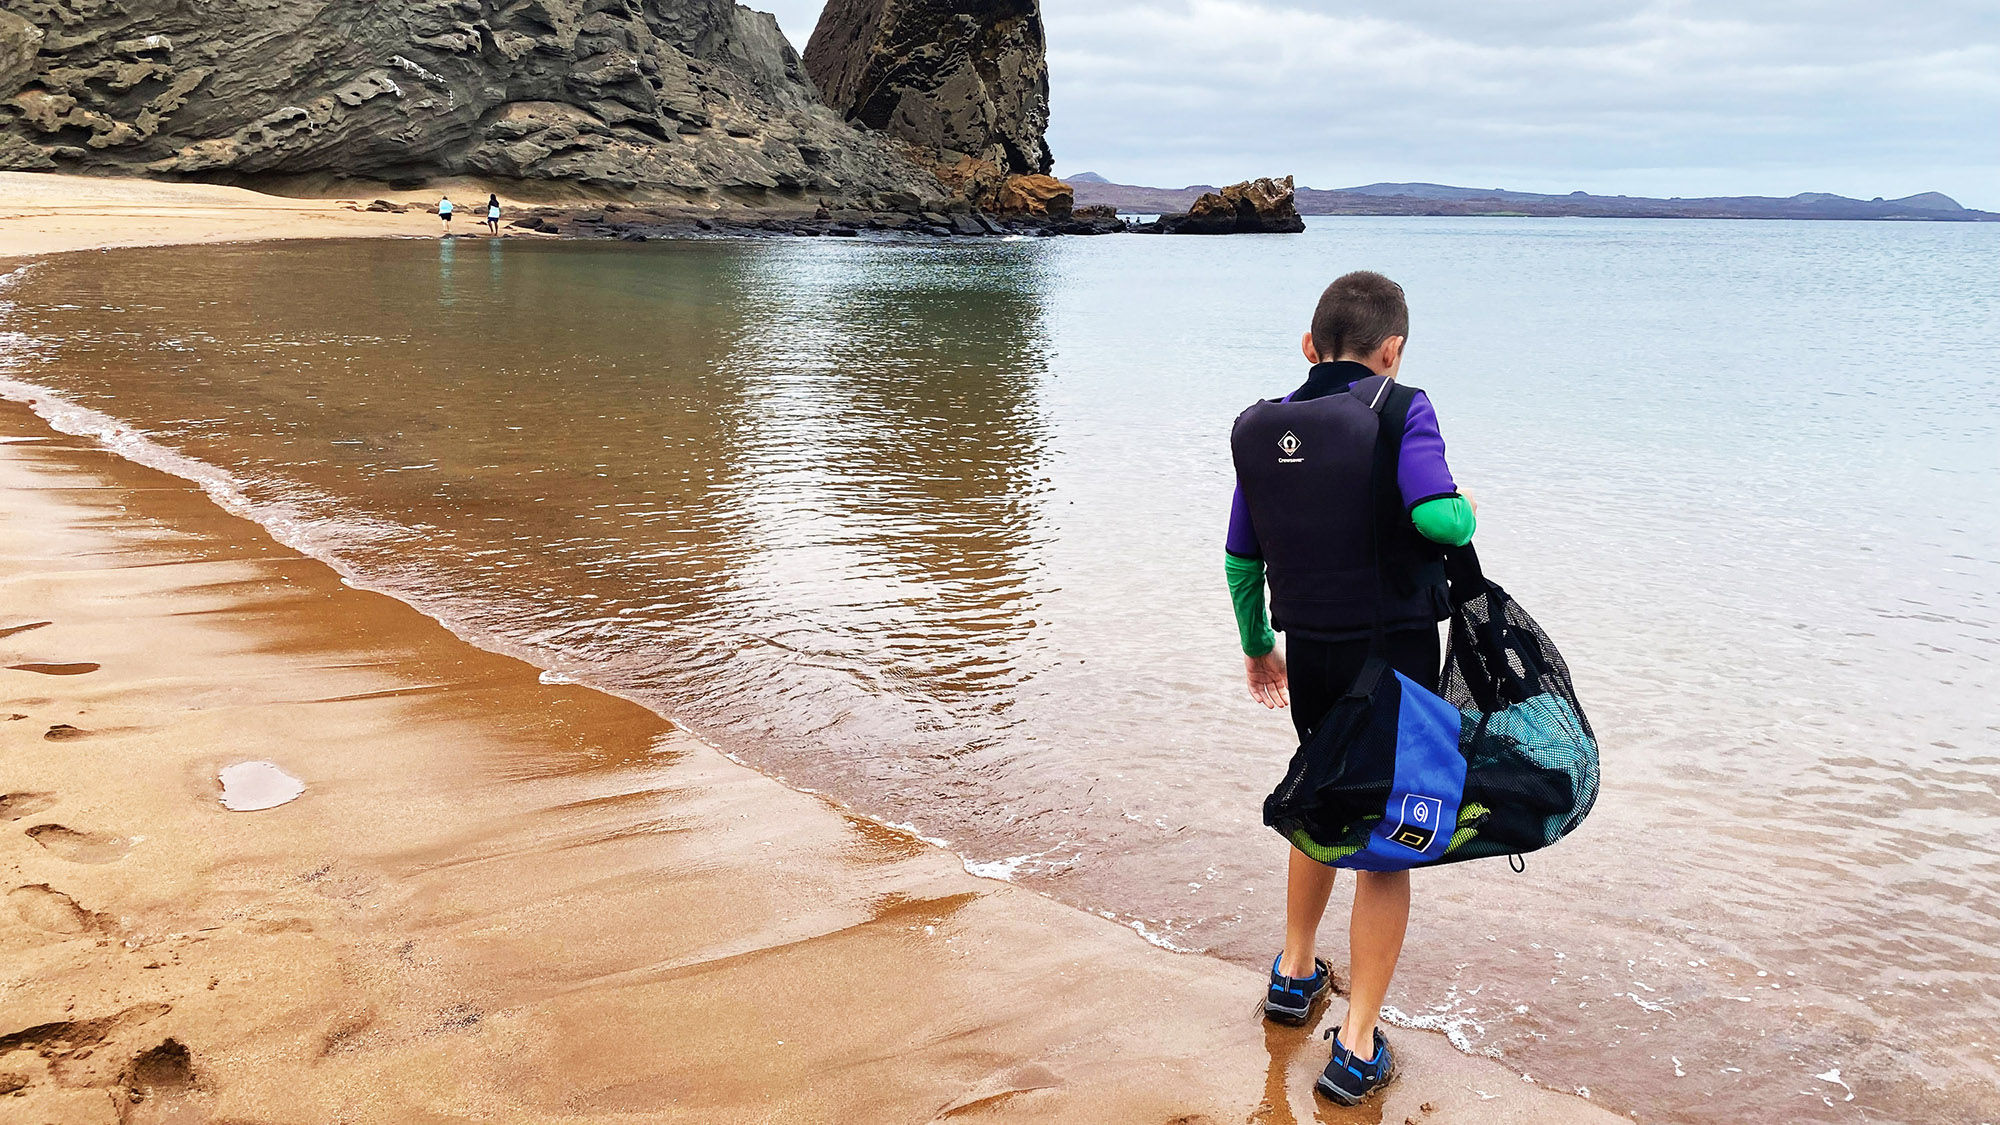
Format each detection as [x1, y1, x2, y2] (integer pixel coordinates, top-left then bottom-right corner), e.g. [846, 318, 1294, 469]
[1277, 431, 1303, 463]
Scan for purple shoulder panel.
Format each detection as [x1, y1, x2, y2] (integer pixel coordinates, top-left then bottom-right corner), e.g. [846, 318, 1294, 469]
[1225, 484, 1261, 558]
[1398, 391, 1459, 507]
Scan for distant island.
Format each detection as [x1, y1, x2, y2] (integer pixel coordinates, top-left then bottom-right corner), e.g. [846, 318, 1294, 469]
[1067, 174, 1999, 222]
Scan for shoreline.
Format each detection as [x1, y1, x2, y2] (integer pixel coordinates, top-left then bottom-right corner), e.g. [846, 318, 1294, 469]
[2, 180, 1625, 1122]
[0, 172, 1118, 259]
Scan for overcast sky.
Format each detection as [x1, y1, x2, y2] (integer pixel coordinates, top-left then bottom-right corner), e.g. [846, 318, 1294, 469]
[758, 1, 2000, 209]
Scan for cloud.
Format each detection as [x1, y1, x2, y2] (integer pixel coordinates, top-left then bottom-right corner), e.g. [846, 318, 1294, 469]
[754, 0, 2000, 207]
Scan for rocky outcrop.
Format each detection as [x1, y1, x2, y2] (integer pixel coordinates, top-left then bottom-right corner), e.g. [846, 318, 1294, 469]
[1150, 176, 1306, 235]
[996, 173, 1070, 219]
[0, 0, 943, 209]
[803, 0, 1051, 179]
[0, 12, 41, 101]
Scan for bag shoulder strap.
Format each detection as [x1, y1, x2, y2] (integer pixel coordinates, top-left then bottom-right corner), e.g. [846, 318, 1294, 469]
[1370, 378, 1419, 566]
[1355, 378, 1417, 653]
[1369, 379, 1417, 518]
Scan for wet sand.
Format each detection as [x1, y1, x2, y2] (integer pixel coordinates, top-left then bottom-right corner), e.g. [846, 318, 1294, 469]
[1, 179, 1625, 1122]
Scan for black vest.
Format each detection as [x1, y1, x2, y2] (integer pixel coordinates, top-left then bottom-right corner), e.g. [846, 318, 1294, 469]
[1230, 373, 1448, 638]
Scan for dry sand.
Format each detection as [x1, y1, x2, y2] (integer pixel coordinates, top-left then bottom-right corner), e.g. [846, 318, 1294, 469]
[0, 172, 1626, 1123]
[0, 171, 495, 259]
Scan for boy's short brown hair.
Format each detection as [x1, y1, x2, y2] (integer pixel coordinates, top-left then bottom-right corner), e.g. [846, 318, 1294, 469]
[1311, 271, 1409, 360]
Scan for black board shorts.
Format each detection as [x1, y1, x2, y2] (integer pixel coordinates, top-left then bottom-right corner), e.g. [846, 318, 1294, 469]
[1287, 627, 1442, 744]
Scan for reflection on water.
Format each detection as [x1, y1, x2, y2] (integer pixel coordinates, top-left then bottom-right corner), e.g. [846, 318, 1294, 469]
[3, 224, 1998, 1125]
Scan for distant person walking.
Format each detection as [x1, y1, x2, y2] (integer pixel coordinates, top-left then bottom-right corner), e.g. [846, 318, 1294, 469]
[1226, 271, 1478, 1105]
[485, 194, 501, 235]
[438, 195, 453, 236]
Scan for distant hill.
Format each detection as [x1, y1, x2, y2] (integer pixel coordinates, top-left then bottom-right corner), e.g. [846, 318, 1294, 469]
[1065, 176, 1997, 222]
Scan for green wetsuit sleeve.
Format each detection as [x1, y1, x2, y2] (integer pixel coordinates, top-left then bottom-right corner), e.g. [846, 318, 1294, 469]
[1225, 552, 1276, 657]
[1411, 495, 1477, 547]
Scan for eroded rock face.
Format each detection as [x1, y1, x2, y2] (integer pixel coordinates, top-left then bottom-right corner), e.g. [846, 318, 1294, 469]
[0, 0, 942, 208]
[803, 0, 1051, 178]
[1155, 176, 1306, 234]
[996, 173, 1070, 219]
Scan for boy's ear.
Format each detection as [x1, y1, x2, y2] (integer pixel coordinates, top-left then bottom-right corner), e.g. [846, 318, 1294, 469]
[1379, 335, 1406, 371]
[1301, 331, 1321, 364]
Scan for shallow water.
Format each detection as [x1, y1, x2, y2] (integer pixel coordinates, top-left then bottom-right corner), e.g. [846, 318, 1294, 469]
[3, 221, 1996, 1122]
[218, 760, 305, 812]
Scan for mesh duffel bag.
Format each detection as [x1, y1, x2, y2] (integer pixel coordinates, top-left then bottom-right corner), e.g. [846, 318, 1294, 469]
[1262, 545, 1600, 871]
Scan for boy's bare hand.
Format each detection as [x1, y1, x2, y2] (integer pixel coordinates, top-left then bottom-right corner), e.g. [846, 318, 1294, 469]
[1245, 650, 1289, 709]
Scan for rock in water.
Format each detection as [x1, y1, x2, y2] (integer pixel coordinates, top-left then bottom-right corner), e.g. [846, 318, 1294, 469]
[804, 0, 1052, 178]
[0, 0, 942, 209]
[1155, 176, 1307, 235]
[996, 173, 1072, 219]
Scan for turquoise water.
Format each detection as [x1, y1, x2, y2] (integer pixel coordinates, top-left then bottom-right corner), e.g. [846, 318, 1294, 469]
[3, 218, 1996, 1122]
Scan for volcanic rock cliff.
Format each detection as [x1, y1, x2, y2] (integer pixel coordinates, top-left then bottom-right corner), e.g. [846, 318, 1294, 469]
[802, 0, 1060, 214]
[803, 0, 1050, 176]
[0, 0, 943, 209]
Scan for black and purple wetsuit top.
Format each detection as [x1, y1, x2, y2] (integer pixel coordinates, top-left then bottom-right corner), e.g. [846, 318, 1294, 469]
[1225, 360, 1461, 562]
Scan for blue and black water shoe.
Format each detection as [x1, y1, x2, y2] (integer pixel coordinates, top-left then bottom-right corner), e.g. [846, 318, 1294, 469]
[1315, 1027, 1395, 1105]
[1263, 956, 1333, 1024]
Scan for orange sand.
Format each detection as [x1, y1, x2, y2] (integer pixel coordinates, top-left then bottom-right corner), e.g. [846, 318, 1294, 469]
[0, 171, 513, 259]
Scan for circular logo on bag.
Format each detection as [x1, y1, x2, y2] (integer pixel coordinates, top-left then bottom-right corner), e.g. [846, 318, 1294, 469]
[1389, 795, 1445, 852]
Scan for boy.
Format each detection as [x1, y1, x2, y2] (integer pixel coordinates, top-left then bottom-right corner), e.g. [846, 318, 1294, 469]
[1224, 271, 1476, 1104]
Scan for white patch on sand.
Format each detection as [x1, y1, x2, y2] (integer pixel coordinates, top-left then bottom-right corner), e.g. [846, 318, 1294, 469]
[879, 820, 951, 850]
[1381, 1002, 1487, 1055]
[1814, 1068, 1853, 1101]
[1625, 990, 1677, 1016]
[218, 761, 305, 811]
[963, 853, 1034, 881]
[1125, 918, 1192, 952]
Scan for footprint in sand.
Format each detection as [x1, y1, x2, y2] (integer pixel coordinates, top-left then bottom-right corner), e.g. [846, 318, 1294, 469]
[125, 1038, 196, 1095]
[24, 823, 131, 864]
[0, 791, 58, 821]
[0, 621, 53, 640]
[9, 883, 113, 935]
[7, 662, 100, 676]
[44, 724, 91, 742]
[118, 1040, 203, 1125]
[0, 1005, 181, 1106]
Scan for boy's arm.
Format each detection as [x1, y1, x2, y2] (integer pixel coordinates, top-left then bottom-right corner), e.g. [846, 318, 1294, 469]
[1225, 486, 1277, 657]
[1411, 495, 1475, 546]
[1401, 392, 1477, 547]
[1226, 552, 1276, 657]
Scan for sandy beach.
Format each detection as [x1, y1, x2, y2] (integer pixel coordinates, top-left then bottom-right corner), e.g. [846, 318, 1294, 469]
[1, 171, 1623, 1123]
[0, 172, 481, 260]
